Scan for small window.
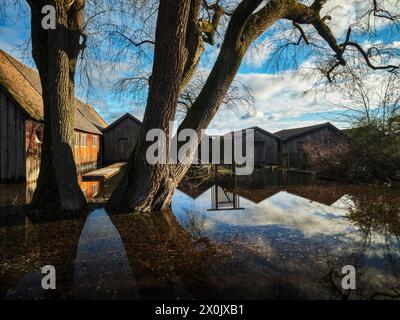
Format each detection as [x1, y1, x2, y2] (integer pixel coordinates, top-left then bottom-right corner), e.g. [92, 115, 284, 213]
[92, 184, 98, 197]
[74, 132, 80, 147]
[81, 133, 87, 147]
[92, 135, 98, 148]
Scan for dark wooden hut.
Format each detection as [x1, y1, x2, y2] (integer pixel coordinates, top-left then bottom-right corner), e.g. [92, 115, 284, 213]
[103, 113, 142, 163]
[274, 122, 344, 169]
[223, 126, 280, 165]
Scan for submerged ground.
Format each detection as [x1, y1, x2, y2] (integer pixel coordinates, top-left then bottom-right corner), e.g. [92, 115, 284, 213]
[1, 168, 400, 300]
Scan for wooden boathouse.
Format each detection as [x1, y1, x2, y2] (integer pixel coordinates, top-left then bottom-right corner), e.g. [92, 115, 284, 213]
[0, 49, 108, 183]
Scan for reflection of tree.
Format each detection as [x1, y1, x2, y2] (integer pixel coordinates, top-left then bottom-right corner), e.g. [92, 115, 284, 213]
[181, 209, 207, 240]
[110, 209, 218, 299]
[348, 191, 400, 241]
[0, 215, 86, 299]
[1, 210, 218, 300]
[321, 189, 400, 300]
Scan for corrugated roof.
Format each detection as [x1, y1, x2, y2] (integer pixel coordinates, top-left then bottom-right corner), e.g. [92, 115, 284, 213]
[0, 49, 107, 135]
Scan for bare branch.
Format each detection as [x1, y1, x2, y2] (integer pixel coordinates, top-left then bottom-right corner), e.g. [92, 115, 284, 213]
[109, 30, 155, 47]
[293, 21, 310, 45]
[345, 41, 399, 72]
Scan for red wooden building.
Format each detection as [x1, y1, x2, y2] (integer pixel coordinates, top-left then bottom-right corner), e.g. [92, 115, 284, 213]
[0, 49, 107, 187]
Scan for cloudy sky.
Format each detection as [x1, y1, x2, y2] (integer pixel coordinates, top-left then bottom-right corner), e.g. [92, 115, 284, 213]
[0, 0, 399, 135]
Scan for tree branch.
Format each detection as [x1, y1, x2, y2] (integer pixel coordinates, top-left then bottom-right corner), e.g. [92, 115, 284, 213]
[345, 41, 399, 72]
[110, 30, 155, 47]
[293, 21, 310, 45]
[370, 0, 400, 23]
[284, 2, 399, 82]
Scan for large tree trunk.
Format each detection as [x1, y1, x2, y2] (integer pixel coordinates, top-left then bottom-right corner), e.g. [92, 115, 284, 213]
[107, 0, 192, 213]
[29, 0, 86, 212]
[107, 0, 277, 213]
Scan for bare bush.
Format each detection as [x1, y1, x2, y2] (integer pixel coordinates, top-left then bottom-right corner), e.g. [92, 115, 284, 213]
[302, 139, 351, 178]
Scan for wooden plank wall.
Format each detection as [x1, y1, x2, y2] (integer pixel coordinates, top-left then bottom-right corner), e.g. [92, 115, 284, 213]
[281, 126, 342, 154]
[0, 88, 26, 183]
[221, 130, 279, 165]
[254, 130, 279, 165]
[25, 119, 42, 183]
[104, 117, 141, 164]
[73, 131, 102, 174]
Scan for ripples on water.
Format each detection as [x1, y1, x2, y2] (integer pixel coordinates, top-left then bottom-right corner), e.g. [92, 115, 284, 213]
[1, 169, 400, 300]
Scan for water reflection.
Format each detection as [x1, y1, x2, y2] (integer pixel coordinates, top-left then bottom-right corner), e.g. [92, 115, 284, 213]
[0, 208, 217, 300]
[209, 185, 243, 211]
[73, 209, 138, 299]
[1, 168, 400, 299]
[0, 178, 102, 208]
[173, 169, 400, 299]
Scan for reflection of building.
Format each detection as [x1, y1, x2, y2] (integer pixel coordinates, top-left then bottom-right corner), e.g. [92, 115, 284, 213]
[284, 185, 347, 207]
[231, 187, 281, 204]
[79, 180, 101, 199]
[0, 49, 107, 183]
[209, 185, 243, 211]
[0, 180, 101, 206]
[178, 169, 347, 210]
[178, 176, 214, 200]
[0, 183, 34, 206]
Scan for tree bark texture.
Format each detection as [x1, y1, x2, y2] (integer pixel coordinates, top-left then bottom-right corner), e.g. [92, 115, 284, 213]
[107, 0, 192, 213]
[28, 0, 86, 212]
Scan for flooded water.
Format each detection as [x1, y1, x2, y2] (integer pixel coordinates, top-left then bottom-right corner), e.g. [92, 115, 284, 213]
[1, 168, 400, 300]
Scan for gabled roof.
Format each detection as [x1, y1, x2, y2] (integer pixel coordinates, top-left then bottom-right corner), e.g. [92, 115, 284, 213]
[274, 122, 342, 140]
[0, 49, 107, 135]
[223, 126, 281, 140]
[103, 113, 143, 132]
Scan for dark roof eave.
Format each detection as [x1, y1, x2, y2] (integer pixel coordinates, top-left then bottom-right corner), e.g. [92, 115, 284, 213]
[223, 126, 282, 140]
[103, 113, 143, 132]
[276, 123, 343, 141]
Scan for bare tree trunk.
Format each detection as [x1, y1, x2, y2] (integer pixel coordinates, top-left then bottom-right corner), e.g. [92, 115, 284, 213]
[107, 0, 191, 213]
[29, 1, 60, 210]
[28, 0, 86, 212]
[107, 0, 271, 213]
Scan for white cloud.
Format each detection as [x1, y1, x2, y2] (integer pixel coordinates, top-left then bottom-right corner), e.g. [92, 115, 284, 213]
[322, 0, 400, 37]
[207, 45, 399, 135]
[206, 68, 346, 134]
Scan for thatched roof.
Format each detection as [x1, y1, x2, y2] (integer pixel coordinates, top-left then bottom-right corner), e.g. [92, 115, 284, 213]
[0, 49, 107, 135]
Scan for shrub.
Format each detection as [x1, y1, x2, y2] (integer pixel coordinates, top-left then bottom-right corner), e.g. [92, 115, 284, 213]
[302, 127, 400, 182]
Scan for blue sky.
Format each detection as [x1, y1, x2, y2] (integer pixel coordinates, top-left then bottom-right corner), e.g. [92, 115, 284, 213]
[1, 0, 399, 135]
